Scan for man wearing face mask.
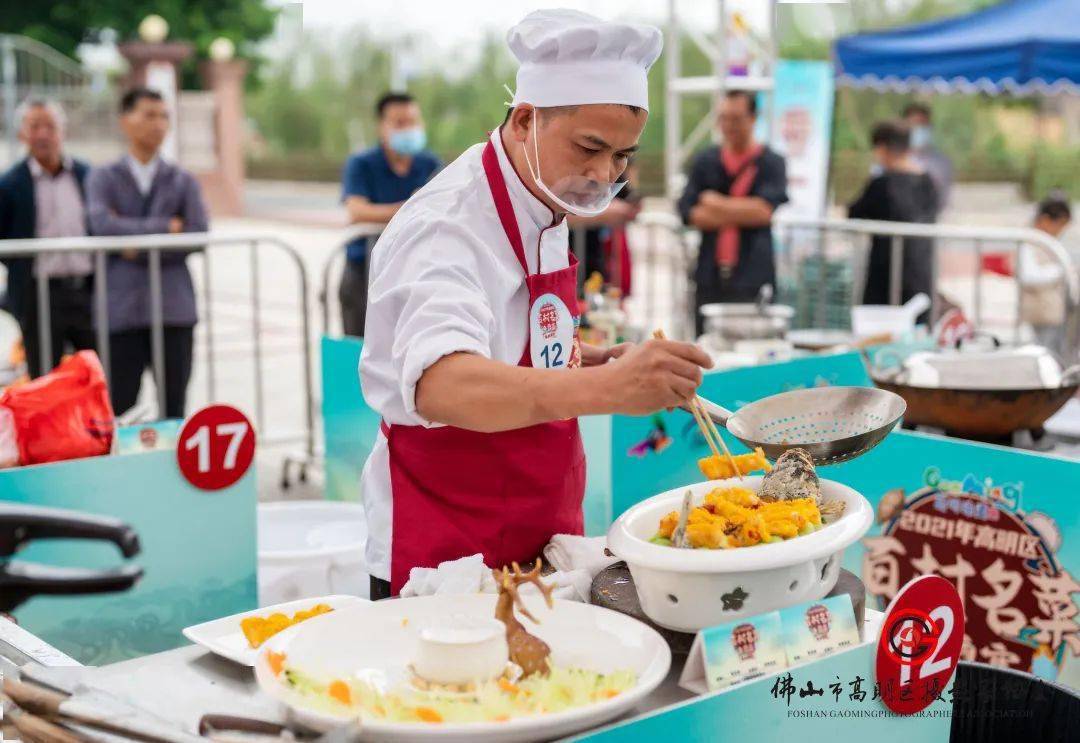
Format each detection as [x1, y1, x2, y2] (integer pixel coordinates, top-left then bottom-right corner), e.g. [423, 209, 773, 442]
[340, 92, 441, 336]
[903, 102, 951, 217]
[359, 9, 712, 599]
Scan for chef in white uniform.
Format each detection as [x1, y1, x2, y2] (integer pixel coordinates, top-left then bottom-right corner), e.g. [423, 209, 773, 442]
[359, 9, 712, 599]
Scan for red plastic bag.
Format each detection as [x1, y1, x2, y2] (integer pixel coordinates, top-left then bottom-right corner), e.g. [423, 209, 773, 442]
[981, 253, 1014, 277]
[0, 351, 115, 465]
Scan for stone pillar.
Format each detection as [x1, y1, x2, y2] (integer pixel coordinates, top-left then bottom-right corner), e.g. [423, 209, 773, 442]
[199, 59, 248, 216]
[117, 42, 193, 162]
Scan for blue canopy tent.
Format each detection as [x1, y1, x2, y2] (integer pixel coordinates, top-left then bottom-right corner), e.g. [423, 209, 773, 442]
[834, 0, 1080, 94]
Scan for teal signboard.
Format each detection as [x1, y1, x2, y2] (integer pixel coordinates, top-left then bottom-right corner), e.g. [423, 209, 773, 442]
[4, 443, 256, 664]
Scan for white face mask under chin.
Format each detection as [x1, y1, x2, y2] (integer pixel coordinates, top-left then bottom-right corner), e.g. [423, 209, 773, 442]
[521, 119, 626, 218]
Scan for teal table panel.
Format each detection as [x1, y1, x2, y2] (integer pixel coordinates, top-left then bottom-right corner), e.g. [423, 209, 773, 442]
[574, 643, 950, 742]
[4, 448, 257, 665]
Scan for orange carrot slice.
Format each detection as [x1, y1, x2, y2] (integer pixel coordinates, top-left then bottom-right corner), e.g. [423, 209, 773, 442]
[328, 680, 351, 706]
[266, 650, 286, 676]
[415, 707, 443, 723]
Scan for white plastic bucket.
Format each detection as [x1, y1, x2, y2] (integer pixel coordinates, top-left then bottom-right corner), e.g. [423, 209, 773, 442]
[851, 292, 931, 338]
[257, 501, 369, 605]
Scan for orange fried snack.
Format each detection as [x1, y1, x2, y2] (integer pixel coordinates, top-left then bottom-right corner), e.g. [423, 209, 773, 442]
[698, 447, 772, 480]
[686, 520, 731, 549]
[241, 603, 333, 648]
[654, 488, 822, 549]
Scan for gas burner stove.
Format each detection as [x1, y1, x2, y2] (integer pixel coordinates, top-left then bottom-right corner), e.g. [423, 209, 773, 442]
[903, 394, 1080, 458]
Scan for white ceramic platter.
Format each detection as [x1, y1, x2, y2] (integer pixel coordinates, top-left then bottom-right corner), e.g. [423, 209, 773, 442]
[253, 594, 671, 742]
[182, 595, 367, 667]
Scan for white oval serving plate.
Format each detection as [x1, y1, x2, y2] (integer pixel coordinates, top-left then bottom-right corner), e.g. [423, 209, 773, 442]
[253, 594, 671, 742]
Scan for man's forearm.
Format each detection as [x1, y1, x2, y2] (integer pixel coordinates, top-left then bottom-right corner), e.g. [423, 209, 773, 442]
[415, 352, 614, 433]
[691, 196, 774, 231]
[713, 196, 774, 227]
[689, 204, 725, 231]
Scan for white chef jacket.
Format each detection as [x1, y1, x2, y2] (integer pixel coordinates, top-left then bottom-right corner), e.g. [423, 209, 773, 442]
[358, 129, 571, 581]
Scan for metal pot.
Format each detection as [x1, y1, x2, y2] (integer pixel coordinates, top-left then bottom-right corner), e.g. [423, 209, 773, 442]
[871, 342, 1080, 438]
[699, 287, 794, 347]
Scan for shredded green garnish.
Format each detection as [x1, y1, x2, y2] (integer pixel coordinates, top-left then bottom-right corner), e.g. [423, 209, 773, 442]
[280, 664, 637, 723]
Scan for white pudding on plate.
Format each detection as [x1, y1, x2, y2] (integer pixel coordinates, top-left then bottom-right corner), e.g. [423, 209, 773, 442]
[412, 615, 508, 685]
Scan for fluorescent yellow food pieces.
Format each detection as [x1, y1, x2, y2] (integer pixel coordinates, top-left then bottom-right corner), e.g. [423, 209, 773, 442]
[241, 603, 333, 648]
[653, 486, 822, 549]
[697, 447, 772, 480]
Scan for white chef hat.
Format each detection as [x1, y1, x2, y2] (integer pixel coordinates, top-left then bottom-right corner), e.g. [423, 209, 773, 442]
[507, 9, 663, 112]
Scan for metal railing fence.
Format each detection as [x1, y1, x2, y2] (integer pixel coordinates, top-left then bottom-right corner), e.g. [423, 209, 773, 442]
[627, 211, 1078, 358]
[0, 232, 316, 480]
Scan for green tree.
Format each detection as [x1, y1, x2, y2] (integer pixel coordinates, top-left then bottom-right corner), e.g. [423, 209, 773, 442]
[0, 0, 277, 73]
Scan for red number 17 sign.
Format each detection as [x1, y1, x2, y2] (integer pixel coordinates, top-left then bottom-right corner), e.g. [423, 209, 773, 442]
[876, 574, 965, 714]
[176, 405, 256, 491]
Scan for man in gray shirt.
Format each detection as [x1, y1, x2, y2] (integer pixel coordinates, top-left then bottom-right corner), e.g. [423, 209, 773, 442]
[0, 99, 95, 377]
[86, 88, 208, 419]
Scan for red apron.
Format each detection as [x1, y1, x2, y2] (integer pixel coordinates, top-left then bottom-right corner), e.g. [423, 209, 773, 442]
[384, 139, 586, 594]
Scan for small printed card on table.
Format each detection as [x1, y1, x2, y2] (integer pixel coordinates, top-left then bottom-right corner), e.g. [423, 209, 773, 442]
[679, 611, 787, 694]
[679, 595, 861, 695]
[779, 594, 861, 666]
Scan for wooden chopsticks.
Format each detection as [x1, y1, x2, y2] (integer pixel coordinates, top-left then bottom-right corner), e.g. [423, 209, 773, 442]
[652, 330, 743, 481]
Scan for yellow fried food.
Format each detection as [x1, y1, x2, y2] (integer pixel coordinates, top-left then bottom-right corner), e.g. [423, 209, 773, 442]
[704, 486, 760, 510]
[653, 494, 822, 549]
[686, 521, 731, 549]
[764, 519, 799, 539]
[658, 507, 724, 538]
[658, 511, 679, 538]
[697, 447, 773, 480]
[689, 507, 723, 525]
[241, 604, 335, 648]
[708, 497, 753, 526]
[734, 514, 769, 547]
[761, 498, 821, 526]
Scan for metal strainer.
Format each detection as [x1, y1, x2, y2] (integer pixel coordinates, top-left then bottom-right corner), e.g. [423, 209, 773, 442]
[690, 386, 906, 465]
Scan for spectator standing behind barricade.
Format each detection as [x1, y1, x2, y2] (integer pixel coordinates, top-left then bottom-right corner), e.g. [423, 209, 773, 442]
[0, 99, 95, 377]
[340, 92, 441, 337]
[903, 102, 952, 218]
[85, 88, 208, 419]
[1020, 194, 1072, 350]
[849, 120, 938, 320]
[569, 162, 641, 299]
[678, 90, 789, 336]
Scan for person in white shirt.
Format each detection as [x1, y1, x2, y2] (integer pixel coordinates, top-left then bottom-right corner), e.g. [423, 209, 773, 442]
[358, 9, 712, 599]
[1019, 194, 1072, 350]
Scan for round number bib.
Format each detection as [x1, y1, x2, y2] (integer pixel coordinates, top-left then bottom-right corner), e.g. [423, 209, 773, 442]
[529, 293, 575, 370]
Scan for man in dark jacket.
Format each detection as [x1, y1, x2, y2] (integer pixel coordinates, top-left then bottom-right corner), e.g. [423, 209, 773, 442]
[849, 120, 938, 313]
[678, 90, 789, 335]
[86, 88, 208, 419]
[0, 99, 96, 377]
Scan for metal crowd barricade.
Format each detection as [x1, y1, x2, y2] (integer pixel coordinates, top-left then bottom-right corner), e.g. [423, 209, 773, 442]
[623, 210, 696, 340]
[627, 211, 1078, 358]
[0, 232, 317, 482]
[772, 216, 1079, 357]
[319, 223, 384, 337]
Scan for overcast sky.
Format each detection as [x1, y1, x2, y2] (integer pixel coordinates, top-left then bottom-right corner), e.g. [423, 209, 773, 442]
[280, 0, 775, 48]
